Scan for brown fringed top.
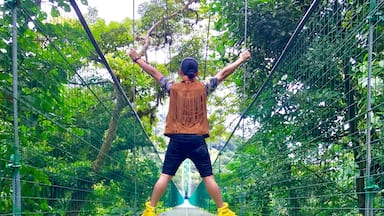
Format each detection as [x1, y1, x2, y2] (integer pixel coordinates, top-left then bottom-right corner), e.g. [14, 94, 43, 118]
[164, 79, 209, 137]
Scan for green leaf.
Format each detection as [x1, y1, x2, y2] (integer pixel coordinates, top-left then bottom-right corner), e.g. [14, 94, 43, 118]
[62, 3, 71, 12]
[81, 0, 88, 5]
[50, 7, 60, 18]
[0, 72, 9, 80]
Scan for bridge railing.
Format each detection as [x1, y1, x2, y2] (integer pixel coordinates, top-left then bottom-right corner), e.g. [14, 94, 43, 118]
[191, 0, 384, 215]
[0, 1, 182, 215]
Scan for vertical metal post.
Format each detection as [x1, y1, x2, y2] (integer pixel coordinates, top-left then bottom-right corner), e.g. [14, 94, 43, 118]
[11, 0, 22, 215]
[133, 128, 137, 214]
[187, 160, 191, 198]
[181, 160, 185, 198]
[365, 1, 376, 215]
[244, 0, 248, 48]
[365, 24, 373, 216]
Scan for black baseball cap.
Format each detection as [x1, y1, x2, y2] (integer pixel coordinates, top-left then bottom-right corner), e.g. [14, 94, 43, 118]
[180, 57, 198, 74]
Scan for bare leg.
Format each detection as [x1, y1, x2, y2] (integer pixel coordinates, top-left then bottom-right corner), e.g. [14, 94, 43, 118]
[203, 175, 224, 208]
[149, 173, 173, 207]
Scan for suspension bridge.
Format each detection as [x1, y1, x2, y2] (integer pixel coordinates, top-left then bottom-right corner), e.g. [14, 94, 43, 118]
[1, 0, 384, 215]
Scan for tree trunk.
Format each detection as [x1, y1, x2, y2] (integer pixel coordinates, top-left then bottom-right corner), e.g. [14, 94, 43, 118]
[92, 94, 126, 173]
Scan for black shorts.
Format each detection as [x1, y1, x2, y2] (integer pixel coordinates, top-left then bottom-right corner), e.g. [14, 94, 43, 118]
[162, 134, 213, 177]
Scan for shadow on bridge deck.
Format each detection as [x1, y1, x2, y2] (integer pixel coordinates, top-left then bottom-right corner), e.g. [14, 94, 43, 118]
[160, 199, 215, 216]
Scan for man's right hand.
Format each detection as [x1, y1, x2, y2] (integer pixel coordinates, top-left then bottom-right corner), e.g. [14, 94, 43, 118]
[128, 48, 141, 62]
[240, 50, 251, 62]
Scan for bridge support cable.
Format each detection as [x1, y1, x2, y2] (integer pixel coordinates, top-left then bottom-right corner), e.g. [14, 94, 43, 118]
[239, 0, 248, 214]
[131, 0, 139, 213]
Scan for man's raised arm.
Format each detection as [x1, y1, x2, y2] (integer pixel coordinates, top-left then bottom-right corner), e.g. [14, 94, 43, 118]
[128, 48, 164, 83]
[215, 50, 251, 82]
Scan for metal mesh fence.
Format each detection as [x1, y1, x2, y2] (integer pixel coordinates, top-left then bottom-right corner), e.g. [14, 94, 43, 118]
[0, 0, 182, 215]
[192, 0, 384, 215]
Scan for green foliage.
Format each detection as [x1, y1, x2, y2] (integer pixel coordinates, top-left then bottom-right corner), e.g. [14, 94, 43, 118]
[211, 0, 311, 97]
[91, 19, 134, 54]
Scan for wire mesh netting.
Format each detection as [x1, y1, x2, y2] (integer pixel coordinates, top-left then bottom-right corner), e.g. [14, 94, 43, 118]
[191, 0, 384, 215]
[2, 0, 384, 215]
[0, 0, 182, 215]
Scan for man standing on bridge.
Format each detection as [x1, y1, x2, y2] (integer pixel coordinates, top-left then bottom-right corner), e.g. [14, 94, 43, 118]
[129, 48, 251, 216]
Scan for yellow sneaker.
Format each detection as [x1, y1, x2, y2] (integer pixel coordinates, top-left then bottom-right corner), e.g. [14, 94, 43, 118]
[218, 202, 236, 216]
[141, 201, 156, 216]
